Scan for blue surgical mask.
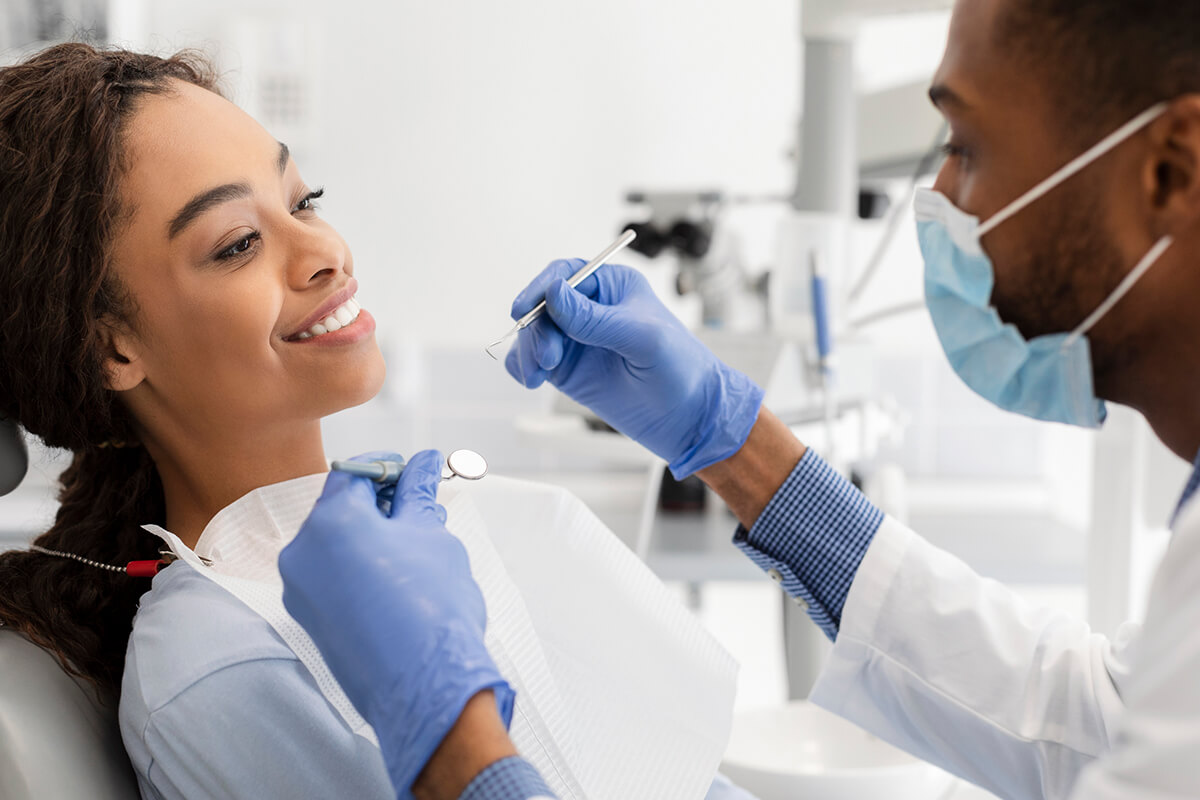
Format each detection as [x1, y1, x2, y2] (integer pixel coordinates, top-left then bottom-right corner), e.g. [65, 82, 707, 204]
[916, 103, 1174, 428]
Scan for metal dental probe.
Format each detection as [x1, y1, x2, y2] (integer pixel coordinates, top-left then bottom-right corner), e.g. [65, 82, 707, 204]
[485, 228, 637, 360]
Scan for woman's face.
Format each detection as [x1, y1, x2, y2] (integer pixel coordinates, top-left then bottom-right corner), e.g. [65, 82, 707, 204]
[108, 80, 385, 446]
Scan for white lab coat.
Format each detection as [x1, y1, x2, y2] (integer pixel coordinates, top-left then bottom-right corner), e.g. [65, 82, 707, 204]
[809, 497, 1200, 800]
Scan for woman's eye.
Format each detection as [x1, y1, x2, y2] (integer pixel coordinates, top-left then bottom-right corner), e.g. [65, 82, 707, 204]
[294, 187, 325, 213]
[217, 231, 261, 261]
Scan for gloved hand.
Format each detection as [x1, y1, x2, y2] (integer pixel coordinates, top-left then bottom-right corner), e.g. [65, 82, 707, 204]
[505, 260, 764, 478]
[279, 450, 513, 798]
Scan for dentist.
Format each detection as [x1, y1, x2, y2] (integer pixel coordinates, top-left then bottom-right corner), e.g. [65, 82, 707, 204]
[281, 1, 1200, 798]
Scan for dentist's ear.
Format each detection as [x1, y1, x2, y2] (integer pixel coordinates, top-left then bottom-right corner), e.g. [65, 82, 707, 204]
[100, 318, 147, 392]
[1146, 96, 1200, 226]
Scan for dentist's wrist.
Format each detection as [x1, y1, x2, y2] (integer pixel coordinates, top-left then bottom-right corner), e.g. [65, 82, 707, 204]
[667, 363, 766, 479]
[412, 689, 519, 800]
[697, 407, 807, 529]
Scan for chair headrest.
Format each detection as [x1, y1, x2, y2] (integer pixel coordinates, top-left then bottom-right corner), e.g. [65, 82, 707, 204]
[0, 415, 28, 497]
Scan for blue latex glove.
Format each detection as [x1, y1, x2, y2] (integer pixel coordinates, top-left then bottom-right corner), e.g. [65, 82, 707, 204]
[279, 450, 514, 799]
[505, 260, 764, 478]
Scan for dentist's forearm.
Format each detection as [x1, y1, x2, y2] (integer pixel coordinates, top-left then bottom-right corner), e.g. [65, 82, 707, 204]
[697, 407, 807, 529]
[411, 690, 520, 800]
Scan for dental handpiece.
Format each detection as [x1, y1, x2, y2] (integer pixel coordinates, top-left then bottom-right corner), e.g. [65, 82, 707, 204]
[329, 458, 406, 484]
[485, 228, 637, 359]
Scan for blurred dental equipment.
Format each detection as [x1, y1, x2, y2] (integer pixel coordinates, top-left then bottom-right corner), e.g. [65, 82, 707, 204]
[485, 229, 637, 360]
[623, 191, 757, 330]
[330, 449, 489, 485]
[526, 0, 955, 710]
[808, 251, 838, 463]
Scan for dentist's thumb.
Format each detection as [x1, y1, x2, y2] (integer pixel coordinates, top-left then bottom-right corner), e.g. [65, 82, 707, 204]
[543, 278, 642, 355]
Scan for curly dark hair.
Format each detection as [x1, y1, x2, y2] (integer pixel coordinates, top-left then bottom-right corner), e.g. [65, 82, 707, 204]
[0, 42, 221, 699]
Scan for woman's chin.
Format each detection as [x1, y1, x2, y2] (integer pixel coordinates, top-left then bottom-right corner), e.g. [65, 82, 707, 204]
[350, 352, 388, 407]
[319, 350, 388, 416]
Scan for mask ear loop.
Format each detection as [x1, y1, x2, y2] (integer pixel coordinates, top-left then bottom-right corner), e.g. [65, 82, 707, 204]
[978, 102, 1170, 239]
[1063, 235, 1175, 348]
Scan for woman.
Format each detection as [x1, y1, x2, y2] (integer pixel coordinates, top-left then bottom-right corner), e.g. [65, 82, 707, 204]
[0, 43, 751, 799]
[0, 40, 407, 797]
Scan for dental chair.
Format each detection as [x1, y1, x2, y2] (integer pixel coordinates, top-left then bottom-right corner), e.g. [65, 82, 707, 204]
[0, 416, 140, 799]
[0, 630, 139, 799]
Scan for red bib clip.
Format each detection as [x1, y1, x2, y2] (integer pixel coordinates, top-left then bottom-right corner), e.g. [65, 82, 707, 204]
[125, 560, 167, 578]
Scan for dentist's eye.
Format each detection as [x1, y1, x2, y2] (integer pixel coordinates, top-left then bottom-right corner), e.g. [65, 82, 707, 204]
[294, 187, 325, 214]
[217, 231, 261, 261]
[939, 142, 970, 161]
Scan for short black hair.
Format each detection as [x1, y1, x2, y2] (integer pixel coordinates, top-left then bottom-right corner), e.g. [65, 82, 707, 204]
[998, 1, 1200, 143]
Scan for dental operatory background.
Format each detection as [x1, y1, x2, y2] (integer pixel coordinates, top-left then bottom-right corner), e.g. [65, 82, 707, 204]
[1, 2, 1190, 798]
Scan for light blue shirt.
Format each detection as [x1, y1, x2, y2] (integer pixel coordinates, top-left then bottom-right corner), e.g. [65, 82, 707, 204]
[119, 562, 395, 799]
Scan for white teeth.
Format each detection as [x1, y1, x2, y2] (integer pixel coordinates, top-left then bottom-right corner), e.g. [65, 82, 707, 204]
[293, 296, 362, 340]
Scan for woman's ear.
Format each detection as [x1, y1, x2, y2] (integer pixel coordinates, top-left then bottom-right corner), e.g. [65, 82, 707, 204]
[101, 319, 146, 392]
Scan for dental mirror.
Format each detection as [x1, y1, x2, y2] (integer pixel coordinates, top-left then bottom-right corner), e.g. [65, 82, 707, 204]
[443, 449, 488, 482]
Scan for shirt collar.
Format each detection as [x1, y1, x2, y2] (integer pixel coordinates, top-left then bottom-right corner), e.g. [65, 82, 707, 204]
[143, 472, 327, 583]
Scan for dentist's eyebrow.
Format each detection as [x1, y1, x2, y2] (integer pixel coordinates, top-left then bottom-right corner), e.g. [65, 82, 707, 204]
[167, 142, 291, 240]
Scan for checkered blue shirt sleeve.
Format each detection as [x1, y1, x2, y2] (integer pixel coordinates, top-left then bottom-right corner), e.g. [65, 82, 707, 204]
[732, 448, 885, 640]
[458, 756, 556, 800]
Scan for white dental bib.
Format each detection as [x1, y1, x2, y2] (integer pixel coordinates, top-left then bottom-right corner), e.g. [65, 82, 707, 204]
[142, 473, 737, 800]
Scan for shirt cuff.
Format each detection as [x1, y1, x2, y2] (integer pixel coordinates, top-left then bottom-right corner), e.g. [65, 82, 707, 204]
[732, 449, 884, 640]
[458, 756, 556, 800]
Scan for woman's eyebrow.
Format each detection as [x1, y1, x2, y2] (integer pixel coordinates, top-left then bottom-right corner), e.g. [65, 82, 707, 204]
[166, 142, 291, 240]
[167, 182, 251, 239]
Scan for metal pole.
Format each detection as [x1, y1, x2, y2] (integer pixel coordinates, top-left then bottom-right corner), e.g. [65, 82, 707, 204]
[792, 38, 857, 216]
[780, 18, 859, 700]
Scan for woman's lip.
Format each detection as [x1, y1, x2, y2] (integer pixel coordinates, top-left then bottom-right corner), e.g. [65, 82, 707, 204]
[285, 277, 360, 339]
[285, 308, 376, 347]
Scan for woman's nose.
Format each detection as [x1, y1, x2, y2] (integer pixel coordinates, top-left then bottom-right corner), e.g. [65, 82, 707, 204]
[287, 224, 347, 288]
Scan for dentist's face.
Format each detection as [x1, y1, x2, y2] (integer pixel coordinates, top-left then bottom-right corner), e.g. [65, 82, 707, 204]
[108, 79, 386, 444]
[929, 0, 1147, 381]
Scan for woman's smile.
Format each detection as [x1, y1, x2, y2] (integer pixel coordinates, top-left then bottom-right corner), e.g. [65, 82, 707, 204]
[288, 306, 376, 347]
[289, 297, 362, 340]
[282, 276, 372, 343]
